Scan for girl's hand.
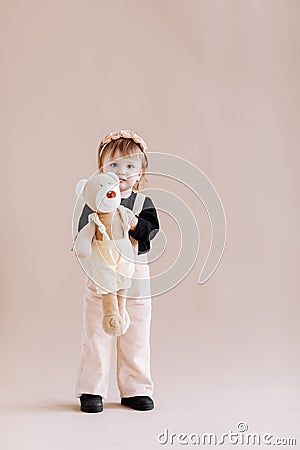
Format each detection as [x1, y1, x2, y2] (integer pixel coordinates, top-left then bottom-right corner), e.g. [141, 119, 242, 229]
[126, 209, 138, 231]
[129, 215, 138, 231]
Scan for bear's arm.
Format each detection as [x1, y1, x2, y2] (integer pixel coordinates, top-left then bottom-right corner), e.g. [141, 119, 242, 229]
[74, 221, 95, 259]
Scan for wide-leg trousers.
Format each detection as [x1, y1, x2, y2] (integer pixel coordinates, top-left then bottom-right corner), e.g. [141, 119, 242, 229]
[74, 253, 154, 400]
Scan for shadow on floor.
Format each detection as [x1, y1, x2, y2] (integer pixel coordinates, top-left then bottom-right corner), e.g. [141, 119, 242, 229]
[1, 401, 126, 413]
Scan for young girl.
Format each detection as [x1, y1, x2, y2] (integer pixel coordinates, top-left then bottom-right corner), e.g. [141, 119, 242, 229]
[75, 130, 160, 412]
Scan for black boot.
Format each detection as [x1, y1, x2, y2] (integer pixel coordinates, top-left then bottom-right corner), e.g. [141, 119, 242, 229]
[80, 394, 103, 413]
[121, 396, 154, 411]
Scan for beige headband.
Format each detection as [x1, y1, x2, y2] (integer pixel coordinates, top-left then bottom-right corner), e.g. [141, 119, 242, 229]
[98, 129, 148, 158]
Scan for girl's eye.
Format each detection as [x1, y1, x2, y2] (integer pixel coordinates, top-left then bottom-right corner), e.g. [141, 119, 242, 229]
[127, 164, 134, 169]
[110, 162, 117, 167]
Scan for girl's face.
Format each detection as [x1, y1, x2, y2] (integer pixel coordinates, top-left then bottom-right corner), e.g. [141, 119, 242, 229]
[101, 149, 142, 193]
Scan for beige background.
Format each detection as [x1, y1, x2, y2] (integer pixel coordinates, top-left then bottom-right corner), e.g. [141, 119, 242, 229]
[1, 0, 299, 449]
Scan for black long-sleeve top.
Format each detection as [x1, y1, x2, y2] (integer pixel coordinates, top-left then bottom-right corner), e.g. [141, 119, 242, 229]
[78, 192, 159, 255]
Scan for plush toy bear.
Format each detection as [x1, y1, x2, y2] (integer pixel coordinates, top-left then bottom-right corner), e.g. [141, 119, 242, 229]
[73, 172, 137, 336]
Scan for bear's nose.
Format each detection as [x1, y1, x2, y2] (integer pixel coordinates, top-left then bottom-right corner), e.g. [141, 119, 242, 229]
[106, 190, 116, 198]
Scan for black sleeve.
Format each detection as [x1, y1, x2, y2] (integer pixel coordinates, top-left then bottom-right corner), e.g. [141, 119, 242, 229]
[78, 204, 94, 232]
[128, 196, 160, 244]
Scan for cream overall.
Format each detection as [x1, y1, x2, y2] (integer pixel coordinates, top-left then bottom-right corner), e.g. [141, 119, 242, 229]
[75, 193, 154, 400]
[89, 207, 135, 295]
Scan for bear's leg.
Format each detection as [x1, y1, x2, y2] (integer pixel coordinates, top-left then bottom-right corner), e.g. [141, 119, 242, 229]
[101, 293, 123, 336]
[117, 289, 130, 335]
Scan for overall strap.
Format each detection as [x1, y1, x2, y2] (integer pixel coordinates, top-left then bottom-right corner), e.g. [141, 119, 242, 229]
[132, 192, 146, 216]
[88, 212, 110, 241]
[118, 205, 131, 238]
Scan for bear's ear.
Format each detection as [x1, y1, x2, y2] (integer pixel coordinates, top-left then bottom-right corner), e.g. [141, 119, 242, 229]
[107, 172, 120, 184]
[76, 179, 88, 197]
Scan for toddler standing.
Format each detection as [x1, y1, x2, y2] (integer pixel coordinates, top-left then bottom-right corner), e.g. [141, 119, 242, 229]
[74, 130, 159, 412]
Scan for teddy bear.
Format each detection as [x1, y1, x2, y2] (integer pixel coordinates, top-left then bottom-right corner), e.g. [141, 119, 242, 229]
[73, 172, 137, 337]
